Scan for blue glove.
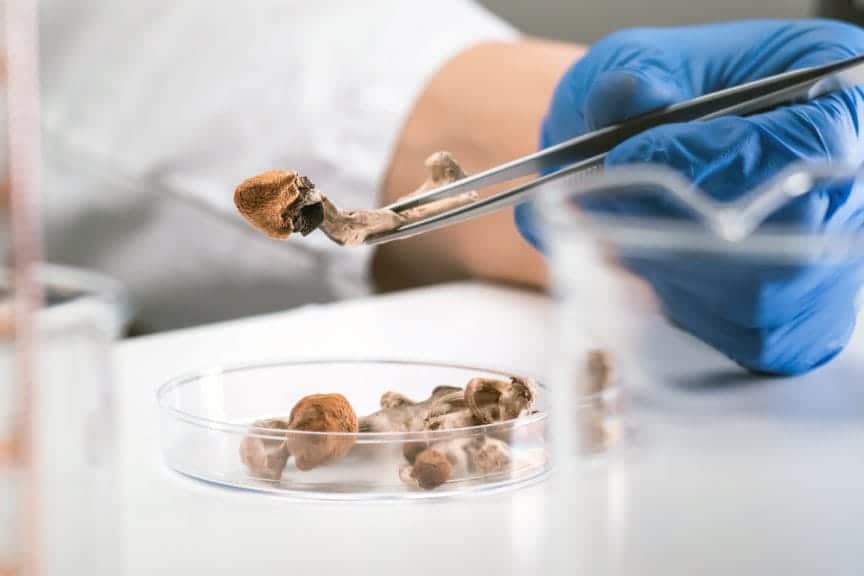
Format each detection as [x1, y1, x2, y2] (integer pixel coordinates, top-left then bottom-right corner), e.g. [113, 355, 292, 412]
[516, 20, 864, 375]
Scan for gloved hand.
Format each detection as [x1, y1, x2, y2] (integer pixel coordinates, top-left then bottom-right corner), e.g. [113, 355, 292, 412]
[516, 20, 864, 375]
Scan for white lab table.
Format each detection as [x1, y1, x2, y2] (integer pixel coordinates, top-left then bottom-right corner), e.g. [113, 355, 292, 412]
[116, 282, 864, 576]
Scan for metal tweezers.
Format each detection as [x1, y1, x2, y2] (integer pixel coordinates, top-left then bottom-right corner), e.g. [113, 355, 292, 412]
[365, 53, 864, 245]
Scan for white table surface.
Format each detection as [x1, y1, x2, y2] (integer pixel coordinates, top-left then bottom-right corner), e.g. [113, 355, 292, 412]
[115, 282, 864, 576]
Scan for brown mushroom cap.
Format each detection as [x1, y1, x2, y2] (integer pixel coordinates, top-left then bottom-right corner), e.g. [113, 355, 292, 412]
[286, 393, 359, 471]
[233, 170, 324, 239]
[411, 448, 453, 489]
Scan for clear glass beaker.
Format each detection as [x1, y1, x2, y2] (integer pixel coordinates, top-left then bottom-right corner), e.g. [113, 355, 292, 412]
[3, 2, 128, 573]
[0, 266, 128, 575]
[538, 162, 864, 576]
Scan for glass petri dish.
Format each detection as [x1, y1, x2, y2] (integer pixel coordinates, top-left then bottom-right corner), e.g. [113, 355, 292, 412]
[157, 360, 549, 500]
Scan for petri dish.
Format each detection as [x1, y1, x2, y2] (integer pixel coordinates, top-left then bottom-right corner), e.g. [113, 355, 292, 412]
[157, 360, 549, 500]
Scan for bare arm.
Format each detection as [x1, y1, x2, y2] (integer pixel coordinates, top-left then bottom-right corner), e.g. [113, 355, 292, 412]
[373, 39, 586, 292]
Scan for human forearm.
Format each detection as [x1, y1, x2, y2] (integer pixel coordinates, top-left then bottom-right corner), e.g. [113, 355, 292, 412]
[373, 39, 586, 292]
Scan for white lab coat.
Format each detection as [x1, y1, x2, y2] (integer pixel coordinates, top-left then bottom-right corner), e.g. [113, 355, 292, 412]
[35, 0, 515, 331]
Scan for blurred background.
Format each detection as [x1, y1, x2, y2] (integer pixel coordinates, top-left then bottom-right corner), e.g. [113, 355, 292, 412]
[11, 0, 864, 336]
[481, 0, 852, 42]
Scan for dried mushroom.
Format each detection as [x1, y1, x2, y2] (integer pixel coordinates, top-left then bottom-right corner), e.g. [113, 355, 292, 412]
[402, 448, 452, 490]
[359, 378, 531, 492]
[422, 404, 477, 432]
[239, 393, 359, 479]
[359, 385, 464, 434]
[361, 376, 536, 483]
[399, 436, 512, 491]
[465, 376, 536, 424]
[239, 418, 291, 481]
[286, 393, 359, 471]
[234, 152, 478, 246]
[579, 349, 623, 453]
[364, 376, 537, 434]
[238, 374, 538, 491]
[360, 385, 466, 463]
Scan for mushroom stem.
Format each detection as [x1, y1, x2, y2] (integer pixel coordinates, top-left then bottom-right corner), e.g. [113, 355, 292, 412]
[238, 418, 292, 481]
[234, 151, 478, 246]
[358, 385, 464, 434]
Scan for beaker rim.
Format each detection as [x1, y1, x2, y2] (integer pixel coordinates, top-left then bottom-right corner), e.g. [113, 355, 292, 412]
[1, 263, 131, 334]
[536, 161, 864, 261]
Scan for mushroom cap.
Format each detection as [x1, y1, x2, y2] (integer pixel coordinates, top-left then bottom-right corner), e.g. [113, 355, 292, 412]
[286, 393, 359, 471]
[411, 448, 453, 489]
[234, 170, 324, 239]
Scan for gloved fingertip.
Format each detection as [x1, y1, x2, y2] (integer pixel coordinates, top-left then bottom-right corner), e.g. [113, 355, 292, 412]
[584, 68, 688, 131]
[744, 336, 848, 377]
[514, 202, 545, 252]
[758, 312, 856, 376]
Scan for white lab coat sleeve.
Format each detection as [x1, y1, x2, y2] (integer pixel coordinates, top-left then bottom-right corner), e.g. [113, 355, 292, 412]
[37, 0, 518, 330]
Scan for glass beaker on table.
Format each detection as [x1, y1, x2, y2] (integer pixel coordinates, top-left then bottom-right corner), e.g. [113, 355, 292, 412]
[0, 266, 128, 576]
[3, 0, 129, 571]
[538, 163, 864, 576]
